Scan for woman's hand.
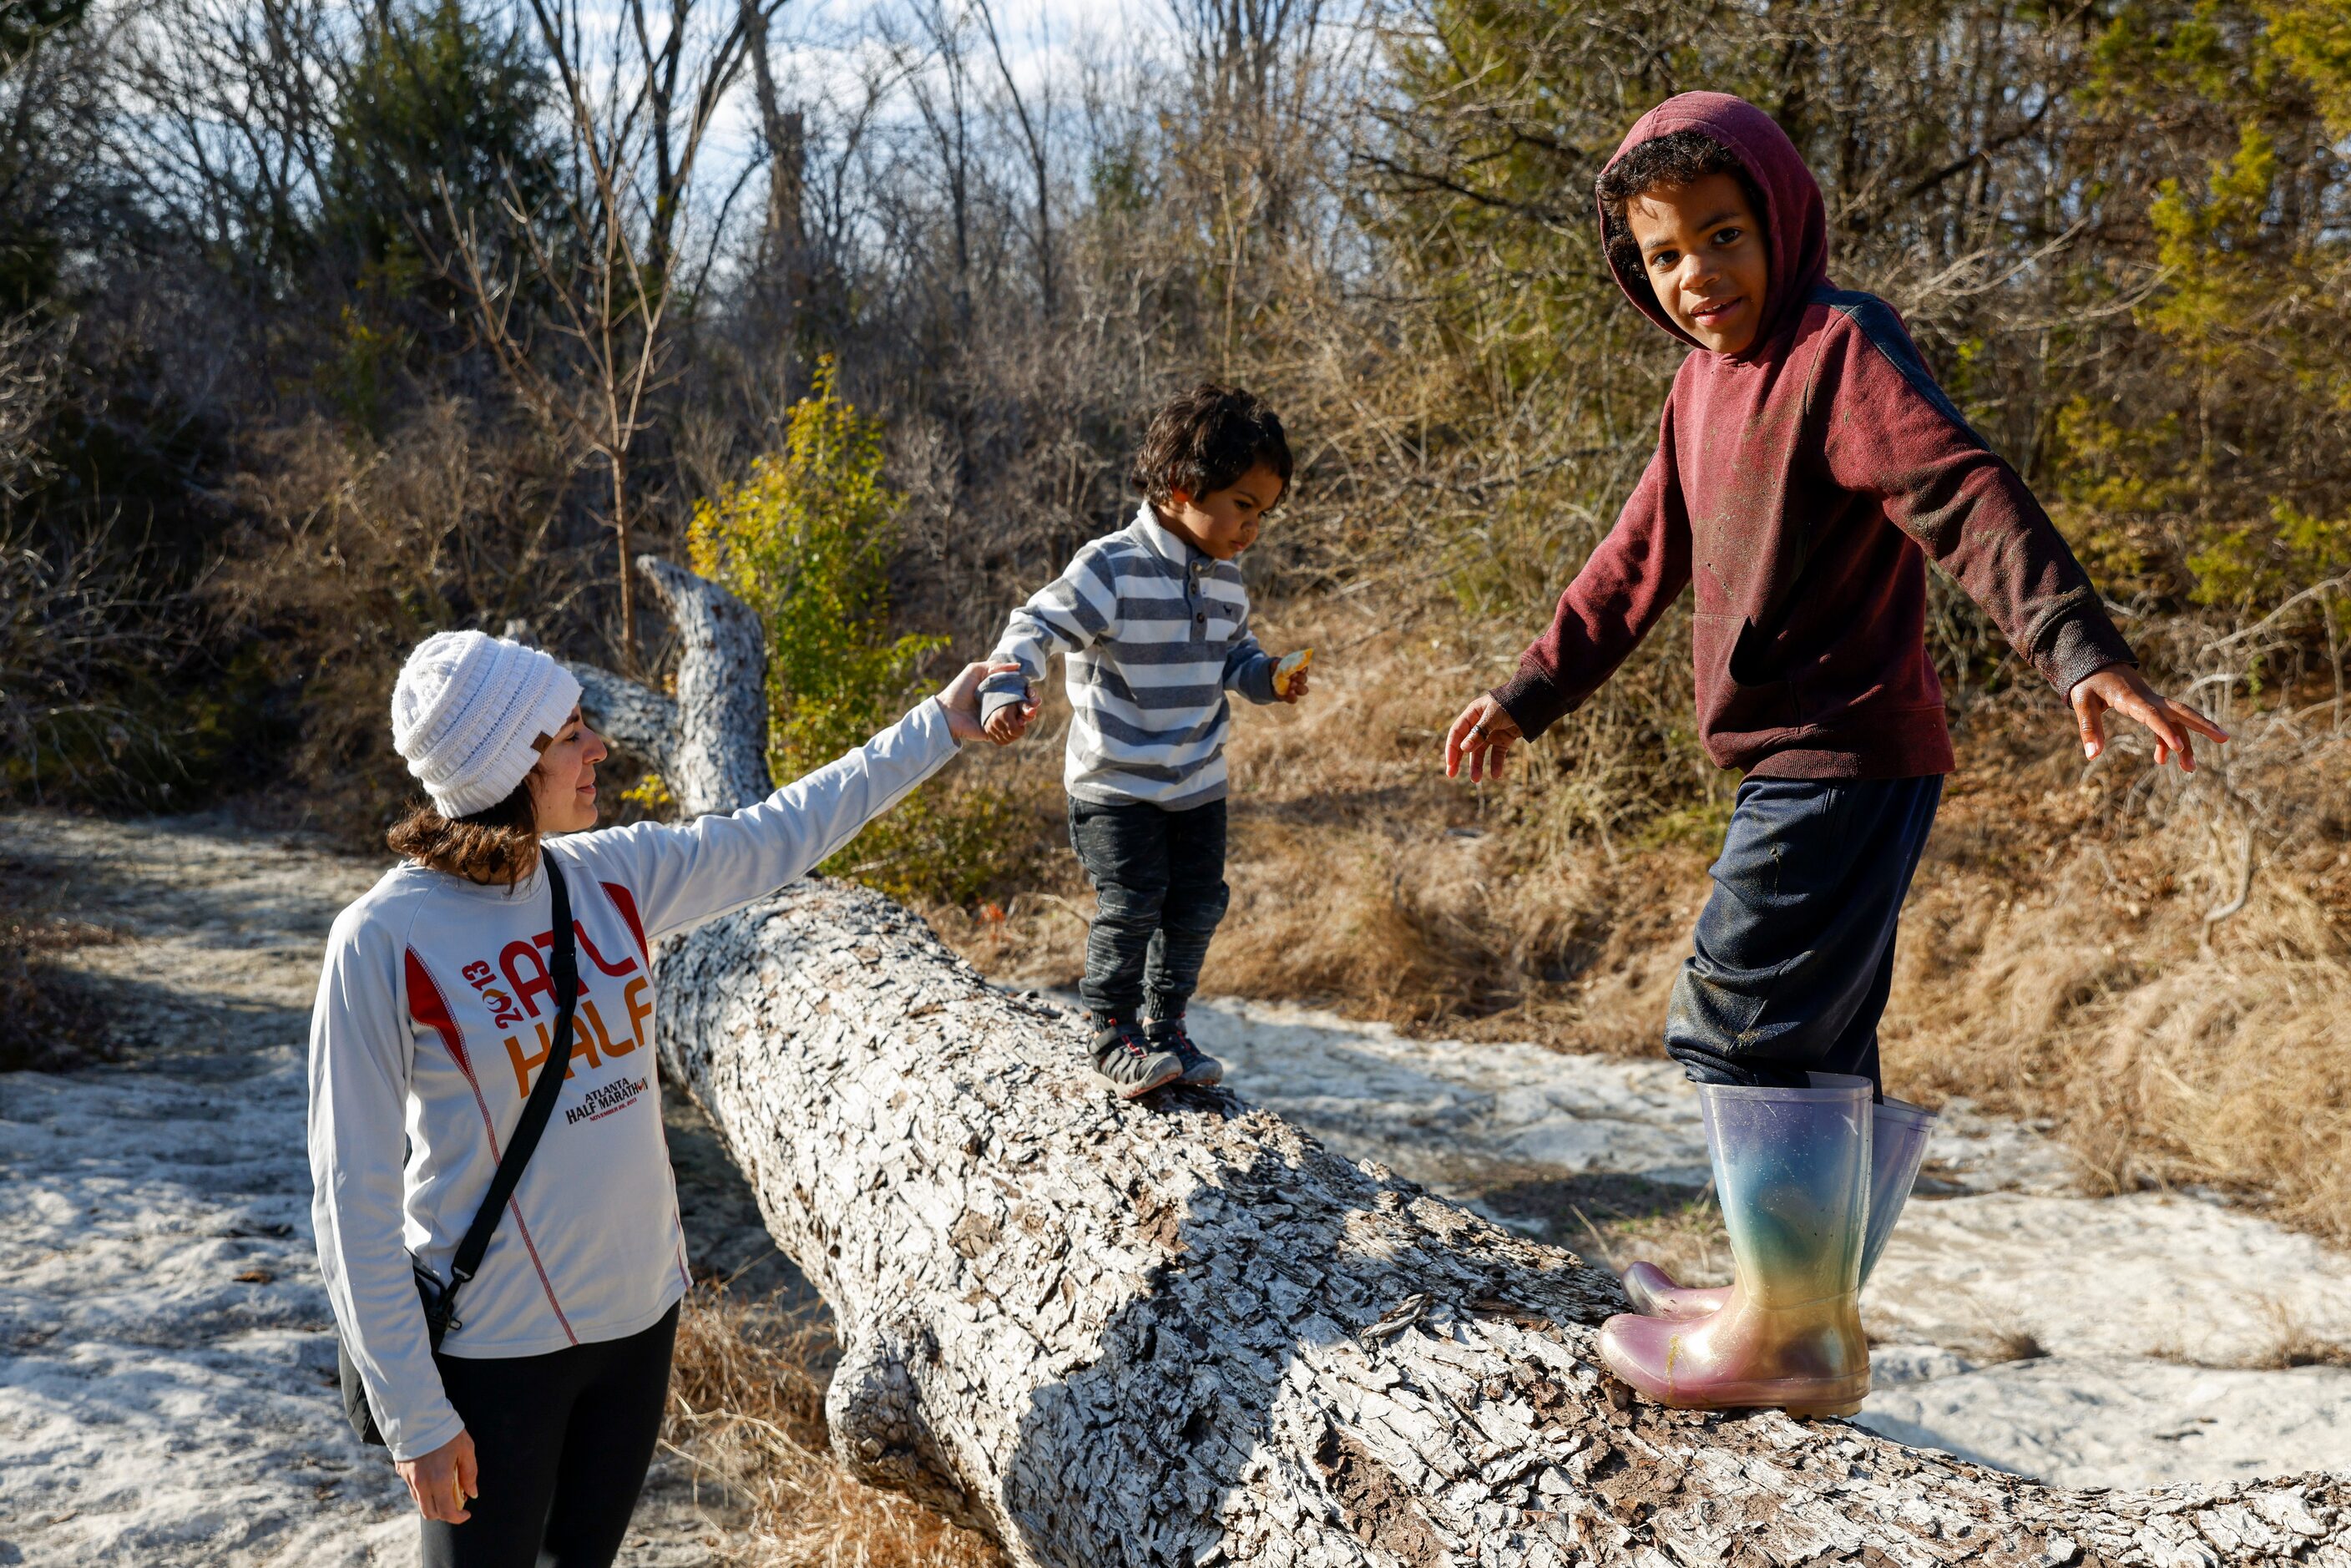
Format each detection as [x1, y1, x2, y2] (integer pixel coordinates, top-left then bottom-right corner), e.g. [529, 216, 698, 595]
[940, 661, 1027, 746]
[1443, 695, 1524, 782]
[2070, 665, 2229, 771]
[397, 1429, 478, 1524]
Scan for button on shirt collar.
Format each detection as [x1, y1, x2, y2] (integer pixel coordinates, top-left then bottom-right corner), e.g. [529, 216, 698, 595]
[1134, 504, 1219, 639]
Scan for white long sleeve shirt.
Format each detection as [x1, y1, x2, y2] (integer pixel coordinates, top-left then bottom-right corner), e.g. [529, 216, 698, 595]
[309, 698, 958, 1459]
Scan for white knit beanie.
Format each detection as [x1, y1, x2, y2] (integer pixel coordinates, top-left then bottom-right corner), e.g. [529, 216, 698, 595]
[391, 630, 584, 818]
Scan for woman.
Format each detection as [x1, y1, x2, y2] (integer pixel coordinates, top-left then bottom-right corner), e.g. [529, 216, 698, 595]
[310, 628, 1009, 1566]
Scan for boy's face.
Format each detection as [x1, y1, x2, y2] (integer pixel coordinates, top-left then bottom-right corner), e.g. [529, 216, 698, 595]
[1161, 462, 1284, 560]
[1625, 171, 1769, 356]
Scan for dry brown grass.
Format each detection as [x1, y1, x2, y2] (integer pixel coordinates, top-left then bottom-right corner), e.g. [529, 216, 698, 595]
[925, 590, 2351, 1250]
[1471, 1171, 1731, 1292]
[663, 1286, 1002, 1568]
[1880, 699, 2351, 1242]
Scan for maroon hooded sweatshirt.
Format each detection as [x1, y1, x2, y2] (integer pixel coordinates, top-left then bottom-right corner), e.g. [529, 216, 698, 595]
[1492, 93, 2134, 778]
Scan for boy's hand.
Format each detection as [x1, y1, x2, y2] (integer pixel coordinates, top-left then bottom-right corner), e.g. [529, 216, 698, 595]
[1444, 695, 1523, 782]
[940, 661, 1028, 746]
[2070, 665, 2229, 772]
[1277, 669, 1311, 705]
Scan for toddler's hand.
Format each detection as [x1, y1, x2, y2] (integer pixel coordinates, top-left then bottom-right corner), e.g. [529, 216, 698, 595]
[941, 661, 1027, 746]
[983, 699, 1039, 745]
[1277, 669, 1311, 705]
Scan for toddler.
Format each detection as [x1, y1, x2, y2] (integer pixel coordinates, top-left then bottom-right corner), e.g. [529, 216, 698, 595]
[982, 385, 1312, 1095]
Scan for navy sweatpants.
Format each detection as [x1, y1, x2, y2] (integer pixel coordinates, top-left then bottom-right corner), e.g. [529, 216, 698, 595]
[1663, 775, 1942, 1093]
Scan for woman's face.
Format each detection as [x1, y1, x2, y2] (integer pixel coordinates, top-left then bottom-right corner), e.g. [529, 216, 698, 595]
[526, 706, 609, 836]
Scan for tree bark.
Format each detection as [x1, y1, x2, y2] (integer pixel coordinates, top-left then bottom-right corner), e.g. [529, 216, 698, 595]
[576, 554, 771, 810]
[579, 559, 2351, 1568]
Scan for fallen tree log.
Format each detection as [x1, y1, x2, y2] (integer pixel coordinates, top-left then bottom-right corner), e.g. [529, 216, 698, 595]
[581, 558, 2351, 1568]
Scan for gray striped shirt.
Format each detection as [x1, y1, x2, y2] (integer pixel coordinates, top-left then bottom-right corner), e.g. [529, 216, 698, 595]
[980, 505, 1277, 808]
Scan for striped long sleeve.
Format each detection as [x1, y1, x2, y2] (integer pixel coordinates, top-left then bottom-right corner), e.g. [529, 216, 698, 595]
[983, 506, 1278, 809]
[979, 548, 1122, 716]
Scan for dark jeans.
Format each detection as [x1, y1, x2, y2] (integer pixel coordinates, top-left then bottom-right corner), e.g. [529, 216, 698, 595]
[1664, 775, 1943, 1094]
[419, 1301, 678, 1568]
[1069, 796, 1230, 1028]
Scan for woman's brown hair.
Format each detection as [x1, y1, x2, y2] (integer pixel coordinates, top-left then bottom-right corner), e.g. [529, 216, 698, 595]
[387, 776, 539, 887]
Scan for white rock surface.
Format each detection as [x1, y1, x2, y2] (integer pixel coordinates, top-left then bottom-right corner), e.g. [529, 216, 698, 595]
[1175, 994, 1716, 1188]
[1180, 994, 2085, 1199]
[1177, 993, 2351, 1489]
[0, 1063, 415, 1568]
[1861, 1357, 2351, 1488]
[1868, 1190, 2351, 1365]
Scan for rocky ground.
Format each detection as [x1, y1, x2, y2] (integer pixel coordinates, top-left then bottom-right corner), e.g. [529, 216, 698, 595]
[2, 811, 2346, 1565]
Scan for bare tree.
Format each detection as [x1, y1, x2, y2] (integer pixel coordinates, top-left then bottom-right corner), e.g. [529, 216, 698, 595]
[740, 0, 806, 296]
[885, 0, 979, 328]
[107, 0, 346, 272]
[974, 0, 1054, 316]
[520, 0, 778, 279]
[438, 159, 669, 669]
[437, 0, 785, 668]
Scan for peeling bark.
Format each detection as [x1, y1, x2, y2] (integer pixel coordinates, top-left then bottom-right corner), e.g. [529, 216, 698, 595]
[591, 562, 2351, 1568]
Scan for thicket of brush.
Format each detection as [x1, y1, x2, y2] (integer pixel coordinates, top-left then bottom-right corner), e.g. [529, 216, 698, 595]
[1, 0, 2348, 1551]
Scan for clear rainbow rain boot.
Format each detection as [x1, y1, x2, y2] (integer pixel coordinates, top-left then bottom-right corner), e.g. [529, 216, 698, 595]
[1597, 1074, 1873, 1417]
[1622, 1095, 1937, 1321]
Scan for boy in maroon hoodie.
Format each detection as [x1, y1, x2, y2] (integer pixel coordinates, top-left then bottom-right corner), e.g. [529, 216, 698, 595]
[1444, 93, 2225, 1416]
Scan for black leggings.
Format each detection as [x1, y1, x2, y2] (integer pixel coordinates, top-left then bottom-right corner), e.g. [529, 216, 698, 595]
[1069, 796, 1230, 1025]
[420, 1301, 678, 1568]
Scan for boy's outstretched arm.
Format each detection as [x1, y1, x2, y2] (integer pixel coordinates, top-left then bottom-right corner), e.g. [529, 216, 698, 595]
[979, 545, 1120, 743]
[1449, 423, 1692, 782]
[1816, 301, 2226, 771]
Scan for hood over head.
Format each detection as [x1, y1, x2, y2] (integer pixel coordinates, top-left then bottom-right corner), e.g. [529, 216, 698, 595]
[1597, 92, 1828, 355]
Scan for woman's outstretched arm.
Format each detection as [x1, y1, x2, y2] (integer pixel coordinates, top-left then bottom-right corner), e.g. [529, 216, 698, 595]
[564, 661, 1008, 943]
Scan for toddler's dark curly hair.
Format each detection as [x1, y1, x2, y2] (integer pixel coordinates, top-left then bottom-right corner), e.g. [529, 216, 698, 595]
[1596, 129, 1769, 288]
[1130, 383, 1292, 510]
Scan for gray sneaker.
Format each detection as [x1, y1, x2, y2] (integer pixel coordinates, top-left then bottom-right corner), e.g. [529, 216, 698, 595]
[1092, 1019, 1183, 1099]
[1147, 1017, 1223, 1087]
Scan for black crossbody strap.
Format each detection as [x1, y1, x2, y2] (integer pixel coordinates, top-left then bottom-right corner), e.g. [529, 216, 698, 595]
[447, 854, 579, 1291]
